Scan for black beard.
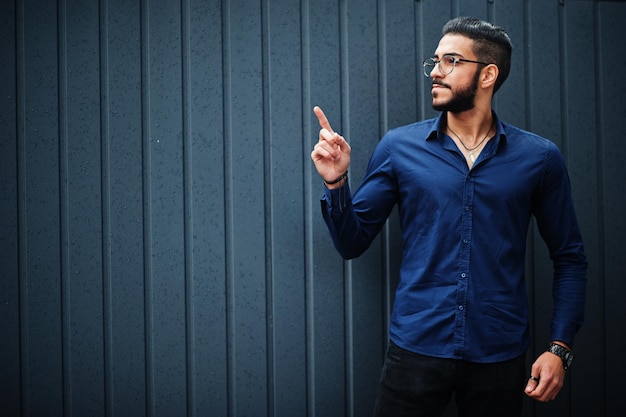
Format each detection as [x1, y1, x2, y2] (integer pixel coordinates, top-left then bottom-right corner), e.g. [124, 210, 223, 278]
[432, 69, 480, 113]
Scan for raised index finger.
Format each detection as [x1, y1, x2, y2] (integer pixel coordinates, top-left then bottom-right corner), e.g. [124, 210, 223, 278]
[313, 106, 334, 134]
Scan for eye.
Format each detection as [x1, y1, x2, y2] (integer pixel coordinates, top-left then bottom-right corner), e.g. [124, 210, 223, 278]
[442, 55, 458, 66]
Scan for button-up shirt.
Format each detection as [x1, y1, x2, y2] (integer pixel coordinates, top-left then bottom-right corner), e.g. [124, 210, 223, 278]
[320, 112, 587, 362]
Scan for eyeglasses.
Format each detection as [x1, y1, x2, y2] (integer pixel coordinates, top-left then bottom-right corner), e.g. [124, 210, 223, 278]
[422, 55, 491, 77]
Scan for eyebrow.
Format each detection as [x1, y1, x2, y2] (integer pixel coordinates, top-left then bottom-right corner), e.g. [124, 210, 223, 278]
[433, 52, 464, 59]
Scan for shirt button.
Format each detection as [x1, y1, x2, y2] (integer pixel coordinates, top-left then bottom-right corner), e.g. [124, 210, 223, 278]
[460, 273, 466, 278]
[459, 305, 464, 311]
[462, 239, 469, 244]
[464, 206, 470, 211]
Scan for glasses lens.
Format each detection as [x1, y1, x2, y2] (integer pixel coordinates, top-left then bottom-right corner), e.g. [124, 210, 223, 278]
[439, 56, 455, 75]
[423, 57, 456, 77]
[423, 58, 435, 77]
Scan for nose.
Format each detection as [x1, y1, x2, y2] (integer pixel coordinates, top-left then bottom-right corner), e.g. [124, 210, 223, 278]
[430, 63, 444, 79]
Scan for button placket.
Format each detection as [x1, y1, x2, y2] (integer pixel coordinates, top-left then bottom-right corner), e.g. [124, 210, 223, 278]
[454, 173, 474, 356]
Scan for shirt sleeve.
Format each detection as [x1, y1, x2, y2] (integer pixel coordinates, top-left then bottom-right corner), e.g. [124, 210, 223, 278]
[320, 135, 398, 259]
[533, 143, 588, 347]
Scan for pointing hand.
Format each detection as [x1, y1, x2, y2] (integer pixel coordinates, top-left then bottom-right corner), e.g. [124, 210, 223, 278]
[311, 106, 351, 187]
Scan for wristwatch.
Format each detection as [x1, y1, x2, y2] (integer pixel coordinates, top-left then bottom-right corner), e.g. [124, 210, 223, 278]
[547, 343, 574, 370]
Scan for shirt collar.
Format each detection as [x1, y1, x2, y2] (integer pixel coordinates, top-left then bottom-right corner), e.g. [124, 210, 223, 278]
[426, 111, 507, 146]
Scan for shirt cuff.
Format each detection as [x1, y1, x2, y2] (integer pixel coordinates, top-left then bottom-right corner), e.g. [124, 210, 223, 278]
[550, 323, 578, 348]
[322, 182, 352, 209]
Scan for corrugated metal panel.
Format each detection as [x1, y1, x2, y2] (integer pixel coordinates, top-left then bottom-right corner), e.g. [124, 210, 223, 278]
[0, 2, 19, 417]
[1, 1, 624, 416]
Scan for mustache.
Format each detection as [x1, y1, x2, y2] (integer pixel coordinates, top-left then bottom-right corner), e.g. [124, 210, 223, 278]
[432, 80, 451, 89]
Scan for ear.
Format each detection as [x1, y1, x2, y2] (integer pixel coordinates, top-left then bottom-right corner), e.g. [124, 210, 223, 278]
[480, 64, 499, 89]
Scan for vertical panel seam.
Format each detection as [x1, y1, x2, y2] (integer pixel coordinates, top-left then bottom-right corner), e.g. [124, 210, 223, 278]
[99, 0, 113, 415]
[558, 3, 572, 410]
[487, 0, 496, 111]
[558, 2, 569, 160]
[558, 15, 574, 408]
[140, 0, 154, 415]
[523, 1, 533, 132]
[180, 0, 194, 415]
[57, 1, 71, 415]
[339, 2, 353, 416]
[300, 0, 316, 415]
[592, 3, 607, 413]
[415, 1, 425, 121]
[221, 1, 236, 415]
[260, 1, 276, 416]
[377, 0, 391, 358]
[16, 0, 29, 412]
[377, 0, 387, 137]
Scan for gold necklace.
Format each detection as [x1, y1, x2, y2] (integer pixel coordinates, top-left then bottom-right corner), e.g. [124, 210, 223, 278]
[448, 121, 494, 163]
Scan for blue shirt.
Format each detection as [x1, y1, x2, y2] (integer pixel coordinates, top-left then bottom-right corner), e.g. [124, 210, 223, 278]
[321, 112, 587, 363]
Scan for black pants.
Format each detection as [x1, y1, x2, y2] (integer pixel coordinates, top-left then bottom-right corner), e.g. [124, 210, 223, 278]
[373, 341, 526, 417]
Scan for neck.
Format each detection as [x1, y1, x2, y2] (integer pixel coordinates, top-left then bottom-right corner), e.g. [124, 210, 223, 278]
[445, 110, 493, 146]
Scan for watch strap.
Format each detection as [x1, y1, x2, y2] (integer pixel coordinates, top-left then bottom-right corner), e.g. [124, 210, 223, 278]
[547, 342, 573, 370]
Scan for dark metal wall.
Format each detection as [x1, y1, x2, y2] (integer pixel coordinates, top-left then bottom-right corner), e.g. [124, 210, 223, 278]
[1, 1, 624, 416]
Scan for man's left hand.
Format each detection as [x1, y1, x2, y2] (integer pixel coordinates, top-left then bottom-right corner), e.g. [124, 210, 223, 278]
[524, 350, 566, 402]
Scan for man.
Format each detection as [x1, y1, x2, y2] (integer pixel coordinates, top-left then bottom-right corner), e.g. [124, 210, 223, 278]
[310, 16, 587, 417]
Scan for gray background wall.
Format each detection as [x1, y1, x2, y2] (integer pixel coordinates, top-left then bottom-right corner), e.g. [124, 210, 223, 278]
[1, 0, 625, 416]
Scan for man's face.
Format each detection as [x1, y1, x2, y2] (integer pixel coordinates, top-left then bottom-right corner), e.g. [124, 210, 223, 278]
[429, 34, 482, 113]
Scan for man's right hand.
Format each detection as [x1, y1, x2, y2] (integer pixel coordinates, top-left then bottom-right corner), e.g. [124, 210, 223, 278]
[311, 106, 351, 188]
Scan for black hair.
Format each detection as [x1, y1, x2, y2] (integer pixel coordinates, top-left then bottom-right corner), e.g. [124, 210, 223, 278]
[442, 17, 513, 93]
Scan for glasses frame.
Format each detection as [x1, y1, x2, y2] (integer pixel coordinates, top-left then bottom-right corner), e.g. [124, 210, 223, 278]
[423, 55, 492, 77]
